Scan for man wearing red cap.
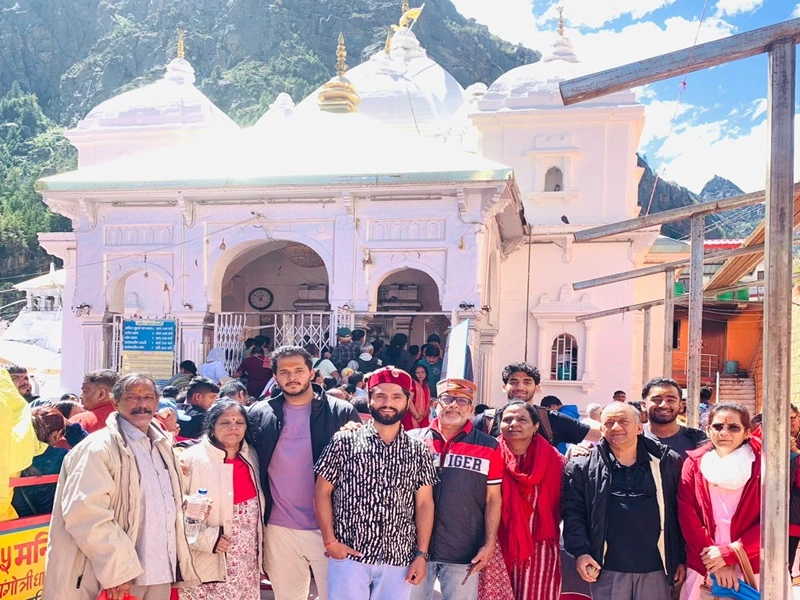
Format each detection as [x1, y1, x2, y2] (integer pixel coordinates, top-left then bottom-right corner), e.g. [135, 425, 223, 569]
[409, 377, 503, 600]
[315, 366, 438, 599]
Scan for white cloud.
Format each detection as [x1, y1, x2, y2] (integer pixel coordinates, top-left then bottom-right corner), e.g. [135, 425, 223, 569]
[715, 0, 765, 17]
[561, 15, 735, 74]
[649, 116, 799, 193]
[793, 3, 800, 17]
[640, 98, 696, 147]
[540, 0, 678, 29]
[449, 0, 538, 45]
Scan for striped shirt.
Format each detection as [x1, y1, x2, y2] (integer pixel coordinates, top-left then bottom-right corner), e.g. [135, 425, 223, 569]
[315, 421, 438, 566]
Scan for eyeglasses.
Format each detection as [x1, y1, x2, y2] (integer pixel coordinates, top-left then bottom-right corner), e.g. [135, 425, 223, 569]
[438, 395, 472, 407]
[710, 423, 743, 433]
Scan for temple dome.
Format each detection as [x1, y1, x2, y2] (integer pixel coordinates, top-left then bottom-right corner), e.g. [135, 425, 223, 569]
[296, 28, 467, 138]
[66, 57, 239, 167]
[480, 32, 635, 111]
[71, 58, 238, 132]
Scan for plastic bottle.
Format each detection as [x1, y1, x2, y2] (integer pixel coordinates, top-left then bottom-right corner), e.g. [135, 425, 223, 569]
[184, 488, 209, 543]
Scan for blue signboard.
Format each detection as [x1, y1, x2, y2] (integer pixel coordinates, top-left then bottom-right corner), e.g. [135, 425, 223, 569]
[122, 320, 177, 352]
[121, 320, 177, 382]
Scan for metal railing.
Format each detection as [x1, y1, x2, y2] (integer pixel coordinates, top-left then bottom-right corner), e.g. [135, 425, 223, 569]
[214, 312, 333, 375]
[671, 351, 719, 378]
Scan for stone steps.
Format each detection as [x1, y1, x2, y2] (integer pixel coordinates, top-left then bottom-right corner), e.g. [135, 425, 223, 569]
[717, 377, 757, 416]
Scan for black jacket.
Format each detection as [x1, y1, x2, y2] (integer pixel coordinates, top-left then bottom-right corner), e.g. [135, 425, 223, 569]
[561, 435, 685, 580]
[247, 383, 360, 523]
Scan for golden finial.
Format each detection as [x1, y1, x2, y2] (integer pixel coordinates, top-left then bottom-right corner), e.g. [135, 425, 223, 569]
[318, 32, 360, 113]
[556, 6, 564, 37]
[384, 31, 392, 54]
[336, 32, 348, 77]
[177, 28, 185, 59]
[402, 0, 410, 14]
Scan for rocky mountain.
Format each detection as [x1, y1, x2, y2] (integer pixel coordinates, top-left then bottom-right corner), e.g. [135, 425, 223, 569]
[636, 155, 762, 239]
[0, 0, 539, 126]
[699, 175, 764, 239]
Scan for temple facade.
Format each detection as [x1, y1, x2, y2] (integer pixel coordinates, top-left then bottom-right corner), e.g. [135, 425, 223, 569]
[36, 12, 672, 407]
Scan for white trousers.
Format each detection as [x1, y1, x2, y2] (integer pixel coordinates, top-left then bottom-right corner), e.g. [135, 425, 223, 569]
[264, 524, 328, 600]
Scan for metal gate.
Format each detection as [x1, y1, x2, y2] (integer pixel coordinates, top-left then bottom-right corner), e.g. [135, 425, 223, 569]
[214, 312, 333, 375]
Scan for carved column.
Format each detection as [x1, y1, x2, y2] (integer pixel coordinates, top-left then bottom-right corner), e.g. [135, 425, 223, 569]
[392, 316, 413, 339]
[83, 318, 108, 373]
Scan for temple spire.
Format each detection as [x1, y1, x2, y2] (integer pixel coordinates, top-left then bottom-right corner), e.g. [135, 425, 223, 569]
[556, 6, 564, 37]
[402, 0, 410, 14]
[318, 33, 360, 113]
[336, 32, 348, 77]
[177, 28, 185, 59]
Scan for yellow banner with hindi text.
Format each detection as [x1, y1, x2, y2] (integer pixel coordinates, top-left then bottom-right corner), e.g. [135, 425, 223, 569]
[0, 522, 47, 600]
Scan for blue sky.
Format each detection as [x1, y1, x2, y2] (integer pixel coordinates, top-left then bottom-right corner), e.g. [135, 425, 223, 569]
[449, 0, 799, 194]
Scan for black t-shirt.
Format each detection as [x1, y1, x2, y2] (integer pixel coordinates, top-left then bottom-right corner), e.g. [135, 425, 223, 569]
[177, 403, 206, 439]
[644, 424, 708, 459]
[603, 442, 663, 573]
[548, 410, 591, 447]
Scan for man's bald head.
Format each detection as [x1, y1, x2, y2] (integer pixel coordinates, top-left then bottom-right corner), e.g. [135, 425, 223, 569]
[601, 401, 641, 424]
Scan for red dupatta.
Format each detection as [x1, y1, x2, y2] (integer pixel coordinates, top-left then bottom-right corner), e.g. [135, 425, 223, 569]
[498, 433, 565, 564]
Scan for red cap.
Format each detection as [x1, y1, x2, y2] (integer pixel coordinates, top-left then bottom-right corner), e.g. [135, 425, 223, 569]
[366, 366, 414, 394]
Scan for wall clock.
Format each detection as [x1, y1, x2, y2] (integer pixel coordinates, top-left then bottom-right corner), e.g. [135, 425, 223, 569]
[248, 287, 274, 311]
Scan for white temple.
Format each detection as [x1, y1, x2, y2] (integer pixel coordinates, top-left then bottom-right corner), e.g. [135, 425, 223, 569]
[36, 11, 673, 407]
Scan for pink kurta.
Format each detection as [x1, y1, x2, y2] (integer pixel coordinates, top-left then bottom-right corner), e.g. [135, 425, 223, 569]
[681, 485, 759, 599]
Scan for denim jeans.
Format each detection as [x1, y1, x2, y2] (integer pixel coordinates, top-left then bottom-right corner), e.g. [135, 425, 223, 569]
[410, 561, 478, 600]
[327, 557, 412, 600]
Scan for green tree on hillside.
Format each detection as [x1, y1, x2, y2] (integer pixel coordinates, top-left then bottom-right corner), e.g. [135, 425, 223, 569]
[0, 83, 74, 317]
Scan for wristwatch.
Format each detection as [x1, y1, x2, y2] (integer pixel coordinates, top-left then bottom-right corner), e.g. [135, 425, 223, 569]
[414, 550, 431, 561]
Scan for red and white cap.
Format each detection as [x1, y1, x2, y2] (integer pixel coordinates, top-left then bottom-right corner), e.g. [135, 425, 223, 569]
[366, 366, 414, 394]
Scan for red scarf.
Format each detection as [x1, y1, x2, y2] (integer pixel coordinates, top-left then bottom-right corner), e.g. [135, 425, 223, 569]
[498, 434, 564, 563]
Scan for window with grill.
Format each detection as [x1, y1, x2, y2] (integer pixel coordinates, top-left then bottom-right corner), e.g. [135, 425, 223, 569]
[551, 333, 578, 381]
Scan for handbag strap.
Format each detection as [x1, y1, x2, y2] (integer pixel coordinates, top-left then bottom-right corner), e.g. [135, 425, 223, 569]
[729, 540, 758, 589]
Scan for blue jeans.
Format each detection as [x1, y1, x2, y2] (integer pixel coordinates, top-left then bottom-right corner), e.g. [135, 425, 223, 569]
[410, 561, 478, 600]
[327, 557, 412, 600]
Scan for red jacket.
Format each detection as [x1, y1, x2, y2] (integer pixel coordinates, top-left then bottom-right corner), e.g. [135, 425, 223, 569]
[677, 437, 761, 575]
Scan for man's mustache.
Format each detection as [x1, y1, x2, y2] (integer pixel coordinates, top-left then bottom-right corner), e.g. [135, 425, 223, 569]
[131, 407, 153, 415]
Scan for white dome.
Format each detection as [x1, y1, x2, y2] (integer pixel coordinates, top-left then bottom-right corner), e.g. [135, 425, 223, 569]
[296, 28, 467, 138]
[480, 34, 635, 111]
[72, 58, 238, 133]
[254, 93, 295, 129]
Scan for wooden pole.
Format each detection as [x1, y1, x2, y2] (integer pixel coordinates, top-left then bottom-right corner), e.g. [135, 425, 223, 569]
[573, 189, 770, 242]
[573, 244, 769, 290]
[642, 307, 651, 384]
[559, 18, 800, 105]
[760, 38, 795, 597]
[663, 269, 675, 376]
[687, 215, 704, 428]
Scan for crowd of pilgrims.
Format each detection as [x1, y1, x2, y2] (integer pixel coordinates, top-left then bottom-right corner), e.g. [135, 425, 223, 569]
[2, 329, 793, 600]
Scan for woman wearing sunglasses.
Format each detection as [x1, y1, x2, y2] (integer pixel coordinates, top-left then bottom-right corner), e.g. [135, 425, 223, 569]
[677, 402, 761, 599]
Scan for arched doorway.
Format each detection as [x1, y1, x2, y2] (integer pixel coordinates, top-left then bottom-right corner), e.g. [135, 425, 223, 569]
[364, 268, 449, 351]
[215, 240, 331, 374]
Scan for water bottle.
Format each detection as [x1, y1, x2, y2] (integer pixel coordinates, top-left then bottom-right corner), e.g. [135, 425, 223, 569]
[184, 488, 209, 543]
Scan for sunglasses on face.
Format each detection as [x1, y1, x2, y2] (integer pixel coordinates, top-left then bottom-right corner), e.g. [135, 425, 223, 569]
[438, 395, 472, 407]
[710, 423, 743, 433]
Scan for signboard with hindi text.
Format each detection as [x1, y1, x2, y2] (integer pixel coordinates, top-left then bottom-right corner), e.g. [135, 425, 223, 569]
[121, 319, 177, 384]
[0, 521, 47, 600]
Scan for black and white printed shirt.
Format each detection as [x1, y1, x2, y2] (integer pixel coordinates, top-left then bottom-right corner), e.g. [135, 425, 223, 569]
[314, 421, 439, 566]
